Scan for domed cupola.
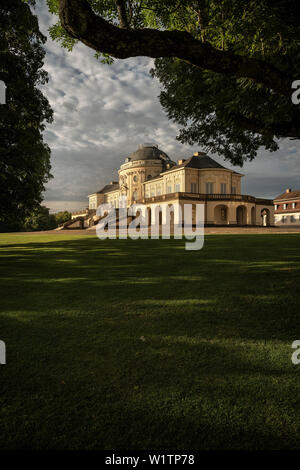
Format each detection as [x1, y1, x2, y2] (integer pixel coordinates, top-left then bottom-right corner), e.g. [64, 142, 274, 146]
[119, 144, 175, 203]
[127, 143, 171, 163]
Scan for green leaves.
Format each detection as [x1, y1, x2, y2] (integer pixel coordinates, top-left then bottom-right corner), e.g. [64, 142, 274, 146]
[45, 0, 60, 15]
[0, 0, 53, 230]
[94, 51, 114, 63]
[24, 206, 57, 231]
[152, 56, 293, 164]
[49, 22, 78, 51]
[45, 0, 299, 162]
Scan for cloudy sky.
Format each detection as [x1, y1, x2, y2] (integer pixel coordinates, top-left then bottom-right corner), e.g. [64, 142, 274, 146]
[34, 1, 300, 213]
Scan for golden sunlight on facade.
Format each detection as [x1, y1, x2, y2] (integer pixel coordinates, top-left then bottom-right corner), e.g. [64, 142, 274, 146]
[70, 144, 274, 229]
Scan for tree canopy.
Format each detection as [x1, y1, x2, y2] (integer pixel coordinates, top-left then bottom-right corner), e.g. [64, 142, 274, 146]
[47, 0, 299, 163]
[24, 205, 57, 231]
[0, 0, 53, 231]
[55, 210, 72, 225]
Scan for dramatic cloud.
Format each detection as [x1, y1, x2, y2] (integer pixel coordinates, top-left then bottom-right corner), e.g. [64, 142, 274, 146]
[35, 2, 300, 212]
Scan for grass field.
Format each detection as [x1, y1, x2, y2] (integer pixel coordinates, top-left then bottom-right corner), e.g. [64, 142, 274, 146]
[1, 232, 300, 450]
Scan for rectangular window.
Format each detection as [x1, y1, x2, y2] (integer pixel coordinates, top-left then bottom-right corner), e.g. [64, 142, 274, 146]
[150, 188, 155, 197]
[175, 183, 180, 192]
[283, 203, 288, 209]
[167, 185, 172, 194]
[157, 187, 161, 196]
[231, 186, 236, 194]
[274, 204, 278, 210]
[221, 183, 227, 194]
[206, 182, 214, 194]
[292, 202, 296, 209]
[190, 183, 197, 193]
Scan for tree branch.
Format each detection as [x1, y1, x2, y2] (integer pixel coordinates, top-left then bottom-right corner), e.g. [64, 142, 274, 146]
[229, 112, 300, 139]
[115, 0, 129, 29]
[58, 0, 291, 96]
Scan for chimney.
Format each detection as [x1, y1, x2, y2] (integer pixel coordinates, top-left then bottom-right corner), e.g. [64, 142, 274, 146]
[286, 188, 292, 193]
[193, 151, 206, 157]
[178, 159, 186, 165]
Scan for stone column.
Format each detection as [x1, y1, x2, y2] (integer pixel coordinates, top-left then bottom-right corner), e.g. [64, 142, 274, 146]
[228, 204, 237, 225]
[246, 204, 252, 225]
[206, 202, 215, 225]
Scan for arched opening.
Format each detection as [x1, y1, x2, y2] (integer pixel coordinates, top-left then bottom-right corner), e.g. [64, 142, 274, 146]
[261, 208, 270, 226]
[159, 209, 162, 226]
[146, 207, 151, 226]
[236, 205, 247, 225]
[167, 204, 175, 233]
[134, 209, 142, 232]
[251, 206, 256, 225]
[214, 204, 228, 225]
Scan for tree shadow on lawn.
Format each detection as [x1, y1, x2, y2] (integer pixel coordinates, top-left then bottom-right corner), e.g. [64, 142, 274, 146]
[1, 235, 300, 448]
[1, 310, 300, 450]
[1, 235, 300, 343]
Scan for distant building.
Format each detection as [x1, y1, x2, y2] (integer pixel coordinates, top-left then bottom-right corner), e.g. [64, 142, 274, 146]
[85, 144, 274, 227]
[274, 189, 300, 226]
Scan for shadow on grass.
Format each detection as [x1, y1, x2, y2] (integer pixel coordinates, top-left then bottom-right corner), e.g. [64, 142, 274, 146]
[1, 235, 300, 341]
[1, 308, 300, 450]
[1, 234, 300, 449]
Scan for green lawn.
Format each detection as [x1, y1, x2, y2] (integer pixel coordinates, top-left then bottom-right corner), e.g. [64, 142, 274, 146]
[1, 233, 300, 450]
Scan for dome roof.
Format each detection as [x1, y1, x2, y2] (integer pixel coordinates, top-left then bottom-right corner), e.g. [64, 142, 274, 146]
[128, 144, 171, 162]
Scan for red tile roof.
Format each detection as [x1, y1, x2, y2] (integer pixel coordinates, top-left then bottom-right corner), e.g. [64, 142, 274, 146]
[274, 190, 300, 201]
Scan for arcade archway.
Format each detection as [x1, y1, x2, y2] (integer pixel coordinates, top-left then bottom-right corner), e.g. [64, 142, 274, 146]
[261, 208, 270, 226]
[236, 206, 247, 225]
[214, 205, 228, 225]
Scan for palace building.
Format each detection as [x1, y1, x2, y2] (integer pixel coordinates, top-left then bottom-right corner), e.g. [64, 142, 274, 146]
[274, 189, 300, 226]
[70, 143, 274, 229]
